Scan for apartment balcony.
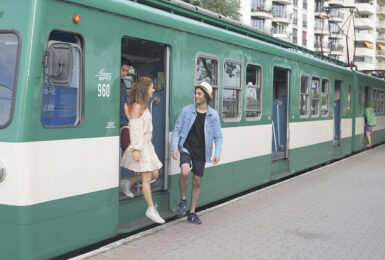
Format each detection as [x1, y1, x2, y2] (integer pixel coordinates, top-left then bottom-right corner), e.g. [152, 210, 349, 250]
[355, 61, 375, 71]
[314, 9, 328, 18]
[328, 0, 345, 6]
[356, 47, 375, 56]
[377, 21, 385, 29]
[314, 42, 330, 52]
[272, 12, 291, 24]
[330, 45, 344, 56]
[356, 32, 375, 42]
[272, 31, 291, 41]
[273, 0, 293, 5]
[328, 11, 345, 23]
[255, 26, 273, 35]
[377, 61, 385, 69]
[251, 8, 273, 19]
[314, 26, 329, 35]
[378, 7, 385, 16]
[355, 18, 375, 29]
[354, 3, 376, 15]
[377, 36, 385, 43]
[376, 50, 385, 58]
[329, 31, 344, 39]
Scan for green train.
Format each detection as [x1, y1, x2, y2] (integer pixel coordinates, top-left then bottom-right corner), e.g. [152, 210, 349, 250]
[1, 0, 384, 259]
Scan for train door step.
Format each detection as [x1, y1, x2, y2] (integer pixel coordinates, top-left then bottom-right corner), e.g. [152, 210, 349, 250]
[118, 210, 174, 233]
[270, 159, 291, 181]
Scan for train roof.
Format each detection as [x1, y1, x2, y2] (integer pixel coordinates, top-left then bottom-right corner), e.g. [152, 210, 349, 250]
[135, 0, 347, 67]
[65, 0, 350, 69]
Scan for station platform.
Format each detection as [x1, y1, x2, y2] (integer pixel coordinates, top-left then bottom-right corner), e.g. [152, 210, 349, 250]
[74, 145, 385, 260]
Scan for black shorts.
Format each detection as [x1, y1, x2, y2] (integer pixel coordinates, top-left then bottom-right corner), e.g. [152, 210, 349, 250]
[180, 152, 206, 177]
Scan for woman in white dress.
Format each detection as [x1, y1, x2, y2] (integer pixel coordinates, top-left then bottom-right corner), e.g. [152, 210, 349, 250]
[120, 77, 165, 224]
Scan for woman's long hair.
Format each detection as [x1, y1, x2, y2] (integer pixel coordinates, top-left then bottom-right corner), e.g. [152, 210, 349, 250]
[128, 77, 153, 109]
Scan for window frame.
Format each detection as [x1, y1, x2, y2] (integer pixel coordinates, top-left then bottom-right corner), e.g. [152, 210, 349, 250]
[347, 84, 352, 115]
[321, 78, 329, 117]
[40, 30, 84, 128]
[244, 62, 263, 121]
[300, 74, 310, 118]
[194, 52, 220, 111]
[310, 76, 321, 118]
[357, 86, 363, 115]
[222, 58, 242, 122]
[0, 30, 21, 129]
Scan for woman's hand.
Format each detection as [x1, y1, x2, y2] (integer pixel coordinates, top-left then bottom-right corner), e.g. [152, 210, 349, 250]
[133, 150, 141, 161]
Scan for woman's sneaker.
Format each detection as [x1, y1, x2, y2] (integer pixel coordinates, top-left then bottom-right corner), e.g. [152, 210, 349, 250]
[187, 212, 202, 224]
[146, 207, 165, 224]
[120, 179, 134, 198]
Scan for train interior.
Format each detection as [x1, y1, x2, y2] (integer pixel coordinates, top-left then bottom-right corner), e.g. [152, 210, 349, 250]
[333, 81, 341, 145]
[120, 37, 168, 200]
[271, 67, 290, 179]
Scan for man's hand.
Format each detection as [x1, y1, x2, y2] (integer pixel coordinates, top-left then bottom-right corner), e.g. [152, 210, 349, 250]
[172, 150, 179, 160]
[212, 156, 220, 165]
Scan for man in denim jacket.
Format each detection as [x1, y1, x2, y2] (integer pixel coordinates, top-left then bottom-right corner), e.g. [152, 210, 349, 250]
[171, 82, 223, 224]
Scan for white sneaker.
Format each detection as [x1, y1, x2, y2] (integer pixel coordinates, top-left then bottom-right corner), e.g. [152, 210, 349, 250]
[120, 179, 134, 198]
[145, 207, 165, 224]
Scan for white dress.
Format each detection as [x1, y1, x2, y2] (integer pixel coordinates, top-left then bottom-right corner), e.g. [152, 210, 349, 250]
[121, 109, 162, 172]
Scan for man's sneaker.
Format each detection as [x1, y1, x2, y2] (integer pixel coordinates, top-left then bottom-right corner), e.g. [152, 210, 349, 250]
[120, 179, 134, 198]
[187, 212, 202, 224]
[145, 207, 165, 224]
[176, 200, 186, 217]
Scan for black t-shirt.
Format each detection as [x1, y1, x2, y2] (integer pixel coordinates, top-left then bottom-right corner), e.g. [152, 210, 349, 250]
[184, 111, 206, 161]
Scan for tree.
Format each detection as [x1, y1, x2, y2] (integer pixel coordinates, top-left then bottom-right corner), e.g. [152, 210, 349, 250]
[182, 0, 241, 21]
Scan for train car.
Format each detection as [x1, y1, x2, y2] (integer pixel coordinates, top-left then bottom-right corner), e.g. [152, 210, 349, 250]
[353, 72, 385, 152]
[1, 0, 384, 259]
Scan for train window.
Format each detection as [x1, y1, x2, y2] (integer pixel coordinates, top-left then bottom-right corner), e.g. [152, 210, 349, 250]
[373, 89, 378, 113]
[300, 75, 310, 117]
[0, 32, 19, 128]
[347, 84, 352, 115]
[245, 64, 262, 120]
[222, 59, 242, 120]
[381, 90, 384, 113]
[321, 79, 329, 117]
[357, 86, 363, 114]
[310, 77, 320, 117]
[195, 55, 219, 111]
[41, 31, 83, 127]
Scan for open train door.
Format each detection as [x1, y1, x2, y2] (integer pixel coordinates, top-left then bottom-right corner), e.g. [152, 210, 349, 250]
[118, 37, 170, 230]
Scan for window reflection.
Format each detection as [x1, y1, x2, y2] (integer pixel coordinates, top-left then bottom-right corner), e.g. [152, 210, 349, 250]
[222, 60, 241, 120]
[0, 33, 19, 127]
[245, 64, 262, 119]
[196, 56, 218, 110]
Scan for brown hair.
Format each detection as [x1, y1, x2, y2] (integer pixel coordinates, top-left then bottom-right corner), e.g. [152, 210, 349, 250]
[365, 101, 371, 108]
[128, 77, 153, 108]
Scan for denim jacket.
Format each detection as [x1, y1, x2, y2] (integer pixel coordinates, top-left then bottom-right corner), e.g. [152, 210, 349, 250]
[171, 104, 223, 162]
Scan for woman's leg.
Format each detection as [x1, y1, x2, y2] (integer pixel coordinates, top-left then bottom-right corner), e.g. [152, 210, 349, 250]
[366, 131, 372, 146]
[151, 169, 159, 180]
[141, 171, 154, 207]
[127, 174, 141, 184]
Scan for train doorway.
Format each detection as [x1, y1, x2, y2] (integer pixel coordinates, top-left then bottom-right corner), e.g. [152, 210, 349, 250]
[119, 37, 169, 201]
[333, 81, 342, 145]
[272, 67, 289, 161]
[364, 86, 370, 103]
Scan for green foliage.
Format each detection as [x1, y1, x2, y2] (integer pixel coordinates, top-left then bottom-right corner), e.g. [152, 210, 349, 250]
[182, 0, 241, 20]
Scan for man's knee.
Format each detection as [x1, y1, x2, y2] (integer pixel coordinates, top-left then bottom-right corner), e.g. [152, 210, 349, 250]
[180, 164, 190, 177]
[192, 176, 201, 189]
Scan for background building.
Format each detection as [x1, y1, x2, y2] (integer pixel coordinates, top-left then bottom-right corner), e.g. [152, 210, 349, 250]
[240, 0, 385, 77]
